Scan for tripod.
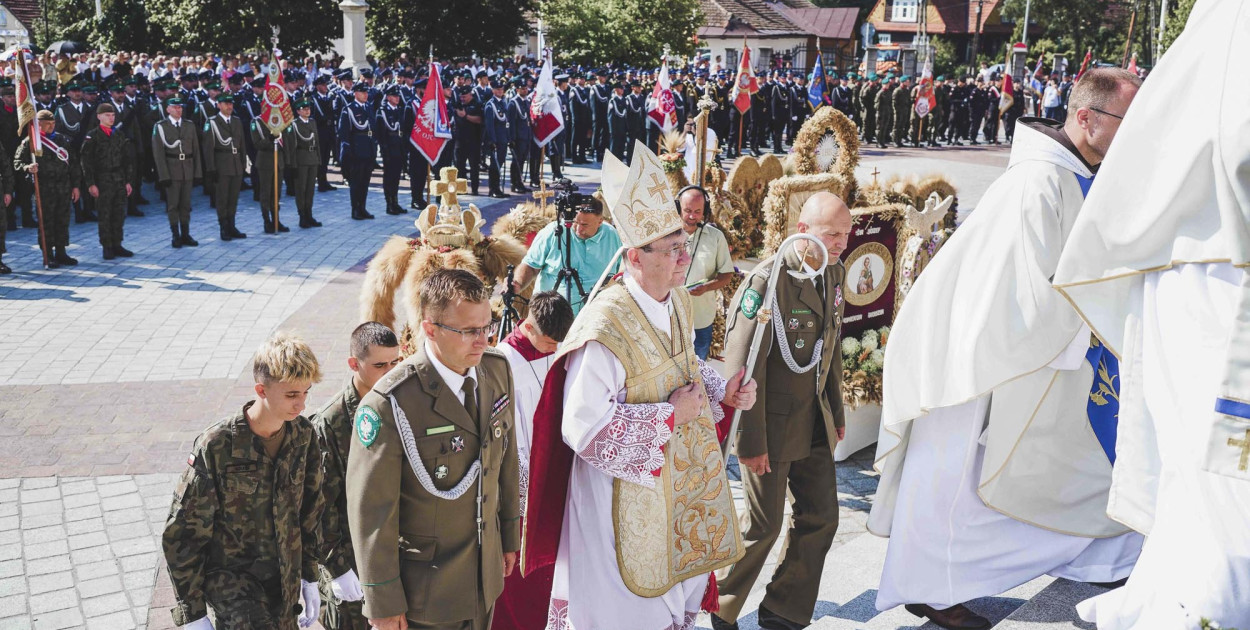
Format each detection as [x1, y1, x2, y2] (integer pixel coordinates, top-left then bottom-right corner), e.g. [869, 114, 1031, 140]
[552, 213, 588, 309]
[499, 264, 529, 340]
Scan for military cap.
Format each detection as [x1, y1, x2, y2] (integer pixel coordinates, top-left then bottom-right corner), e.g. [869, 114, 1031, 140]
[352, 81, 369, 93]
[398, 68, 414, 79]
[164, 97, 184, 108]
[205, 81, 222, 91]
[108, 81, 125, 92]
[335, 69, 353, 81]
[228, 73, 245, 85]
[294, 98, 311, 109]
[359, 68, 374, 78]
[384, 84, 401, 96]
[474, 70, 488, 79]
[95, 102, 116, 114]
[66, 79, 82, 91]
[36, 109, 54, 122]
[867, 72, 878, 80]
[885, 72, 896, 79]
[250, 77, 266, 88]
[672, 78, 684, 86]
[34, 81, 53, 95]
[900, 74, 912, 81]
[414, 77, 428, 88]
[936, 75, 945, 81]
[628, 80, 640, 88]
[180, 73, 196, 83]
[490, 79, 505, 89]
[312, 74, 330, 86]
[217, 93, 234, 103]
[83, 84, 99, 94]
[199, 69, 214, 79]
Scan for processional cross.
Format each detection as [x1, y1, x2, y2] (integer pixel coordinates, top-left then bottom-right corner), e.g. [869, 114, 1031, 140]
[431, 167, 469, 208]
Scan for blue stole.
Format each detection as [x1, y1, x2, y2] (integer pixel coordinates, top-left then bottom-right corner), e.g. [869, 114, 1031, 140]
[1074, 171, 1120, 463]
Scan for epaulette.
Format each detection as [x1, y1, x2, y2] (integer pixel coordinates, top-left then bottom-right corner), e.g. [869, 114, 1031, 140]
[373, 354, 421, 396]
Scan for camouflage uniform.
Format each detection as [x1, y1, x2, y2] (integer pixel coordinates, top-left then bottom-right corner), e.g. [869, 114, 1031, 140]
[162, 403, 326, 630]
[859, 82, 878, 143]
[311, 383, 370, 630]
[80, 124, 136, 251]
[15, 132, 78, 252]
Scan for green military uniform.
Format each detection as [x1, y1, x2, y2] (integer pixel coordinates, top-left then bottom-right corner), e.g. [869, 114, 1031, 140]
[311, 382, 370, 630]
[716, 247, 846, 626]
[893, 81, 913, 147]
[162, 403, 326, 629]
[15, 127, 78, 263]
[859, 80, 878, 143]
[874, 83, 893, 145]
[285, 111, 322, 228]
[152, 108, 203, 247]
[0, 148, 12, 273]
[201, 102, 248, 241]
[346, 346, 521, 629]
[251, 119, 292, 233]
[80, 118, 136, 257]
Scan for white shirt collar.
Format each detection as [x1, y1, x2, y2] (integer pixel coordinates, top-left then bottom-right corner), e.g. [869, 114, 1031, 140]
[424, 340, 478, 402]
[624, 275, 674, 338]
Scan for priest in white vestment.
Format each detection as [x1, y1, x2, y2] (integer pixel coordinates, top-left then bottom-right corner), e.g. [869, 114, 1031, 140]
[867, 69, 1147, 629]
[493, 291, 575, 630]
[1052, 2, 1250, 627]
[522, 142, 758, 630]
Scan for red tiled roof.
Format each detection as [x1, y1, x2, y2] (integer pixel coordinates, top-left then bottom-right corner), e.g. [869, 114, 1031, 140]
[774, 6, 859, 40]
[1, 0, 41, 31]
[699, 0, 857, 39]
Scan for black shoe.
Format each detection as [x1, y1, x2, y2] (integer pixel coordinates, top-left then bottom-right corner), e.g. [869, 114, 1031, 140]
[489, 190, 508, 199]
[44, 257, 59, 269]
[0, 259, 9, 274]
[970, 140, 980, 145]
[276, 222, 290, 233]
[127, 207, 144, 217]
[757, 605, 806, 630]
[317, 183, 336, 192]
[264, 220, 276, 234]
[220, 228, 233, 242]
[385, 204, 403, 215]
[55, 251, 78, 266]
[114, 246, 133, 258]
[229, 225, 247, 239]
[895, 141, 907, 148]
[103, 246, 116, 260]
[181, 234, 198, 246]
[904, 603, 990, 630]
[171, 235, 182, 249]
[709, 614, 738, 630]
[360, 210, 375, 219]
[411, 199, 426, 210]
[306, 216, 322, 227]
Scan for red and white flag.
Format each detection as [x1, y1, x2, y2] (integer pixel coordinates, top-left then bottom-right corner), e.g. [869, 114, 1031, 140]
[1126, 53, 1138, 75]
[647, 55, 677, 131]
[261, 55, 294, 136]
[729, 42, 758, 114]
[999, 69, 1015, 115]
[913, 58, 935, 117]
[410, 60, 451, 164]
[1075, 49, 1092, 82]
[13, 48, 38, 155]
[530, 47, 565, 148]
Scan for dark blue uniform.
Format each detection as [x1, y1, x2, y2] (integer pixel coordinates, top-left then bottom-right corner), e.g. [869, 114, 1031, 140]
[451, 96, 483, 195]
[508, 94, 538, 191]
[336, 98, 378, 219]
[376, 101, 408, 214]
[481, 95, 510, 197]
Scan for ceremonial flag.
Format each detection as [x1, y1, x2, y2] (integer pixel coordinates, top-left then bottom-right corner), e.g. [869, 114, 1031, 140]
[999, 69, 1015, 115]
[729, 42, 758, 114]
[530, 47, 565, 147]
[1126, 53, 1138, 75]
[1075, 49, 1092, 82]
[1032, 54, 1046, 82]
[646, 55, 677, 131]
[410, 60, 451, 164]
[12, 48, 38, 155]
[913, 57, 935, 117]
[260, 55, 294, 135]
[807, 52, 826, 111]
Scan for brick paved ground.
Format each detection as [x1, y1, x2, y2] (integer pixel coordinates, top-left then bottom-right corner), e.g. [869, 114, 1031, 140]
[0, 143, 1049, 630]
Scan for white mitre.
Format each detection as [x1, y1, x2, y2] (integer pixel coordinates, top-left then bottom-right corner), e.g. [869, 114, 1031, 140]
[601, 141, 683, 248]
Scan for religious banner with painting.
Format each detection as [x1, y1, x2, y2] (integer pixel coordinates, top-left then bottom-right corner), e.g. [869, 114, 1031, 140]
[840, 207, 900, 343]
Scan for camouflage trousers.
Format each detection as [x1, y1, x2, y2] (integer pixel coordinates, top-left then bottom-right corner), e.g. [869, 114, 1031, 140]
[208, 597, 300, 630]
[94, 179, 128, 247]
[317, 567, 370, 630]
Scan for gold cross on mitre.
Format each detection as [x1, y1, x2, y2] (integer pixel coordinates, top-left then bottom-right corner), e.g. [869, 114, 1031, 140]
[533, 180, 555, 211]
[646, 173, 667, 200]
[431, 167, 469, 208]
[1230, 428, 1250, 472]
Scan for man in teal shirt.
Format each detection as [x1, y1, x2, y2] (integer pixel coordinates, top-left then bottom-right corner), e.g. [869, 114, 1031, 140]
[513, 200, 622, 315]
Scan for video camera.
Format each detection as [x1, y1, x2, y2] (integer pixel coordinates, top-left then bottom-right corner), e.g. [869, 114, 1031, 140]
[551, 179, 599, 223]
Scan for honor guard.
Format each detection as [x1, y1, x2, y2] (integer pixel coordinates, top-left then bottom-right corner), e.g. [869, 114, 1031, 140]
[570, 74, 592, 163]
[310, 75, 338, 192]
[376, 85, 409, 215]
[591, 70, 611, 162]
[287, 99, 324, 228]
[401, 77, 430, 209]
[250, 111, 292, 233]
[201, 93, 248, 241]
[451, 86, 483, 196]
[56, 78, 97, 223]
[507, 79, 537, 193]
[152, 97, 203, 248]
[337, 82, 378, 220]
[108, 78, 146, 217]
[80, 102, 136, 260]
[17, 110, 80, 266]
[875, 75, 895, 148]
[606, 82, 629, 161]
[481, 80, 510, 199]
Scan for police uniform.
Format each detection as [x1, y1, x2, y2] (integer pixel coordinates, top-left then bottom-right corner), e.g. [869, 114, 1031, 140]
[151, 99, 203, 248]
[80, 102, 136, 260]
[481, 83, 510, 199]
[287, 101, 323, 228]
[606, 85, 629, 162]
[451, 87, 483, 196]
[163, 403, 326, 630]
[312, 383, 370, 630]
[570, 78, 592, 163]
[310, 77, 338, 192]
[346, 345, 521, 630]
[507, 84, 537, 192]
[715, 247, 846, 628]
[591, 74, 612, 162]
[768, 76, 791, 153]
[201, 95, 248, 241]
[401, 77, 430, 209]
[376, 86, 409, 214]
[337, 83, 379, 220]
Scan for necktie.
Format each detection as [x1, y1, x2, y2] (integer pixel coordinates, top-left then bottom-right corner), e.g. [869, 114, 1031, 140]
[462, 377, 478, 423]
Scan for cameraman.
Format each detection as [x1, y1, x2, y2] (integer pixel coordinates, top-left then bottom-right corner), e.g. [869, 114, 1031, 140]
[513, 196, 621, 315]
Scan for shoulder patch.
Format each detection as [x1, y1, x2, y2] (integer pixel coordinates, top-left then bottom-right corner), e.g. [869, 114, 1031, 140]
[355, 405, 381, 447]
[741, 288, 763, 320]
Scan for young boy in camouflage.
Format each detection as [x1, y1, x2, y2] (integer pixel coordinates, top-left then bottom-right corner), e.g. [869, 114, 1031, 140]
[162, 332, 327, 630]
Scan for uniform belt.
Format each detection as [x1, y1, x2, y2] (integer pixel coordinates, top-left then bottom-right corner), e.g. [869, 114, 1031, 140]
[165, 151, 187, 160]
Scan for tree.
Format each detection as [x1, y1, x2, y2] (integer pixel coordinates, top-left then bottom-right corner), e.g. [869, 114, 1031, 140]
[1159, 0, 1197, 56]
[36, 0, 96, 49]
[93, 0, 153, 53]
[368, 0, 536, 61]
[143, 0, 340, 55]
[1002, 0, 1111, 61]
[931, 36, 958, 78]
[541, 0, 702, 67]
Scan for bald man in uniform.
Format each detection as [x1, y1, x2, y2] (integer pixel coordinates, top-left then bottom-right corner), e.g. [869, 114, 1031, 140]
[713, 192, 852, 630]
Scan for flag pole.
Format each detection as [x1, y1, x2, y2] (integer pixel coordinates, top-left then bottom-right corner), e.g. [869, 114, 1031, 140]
[273, 137, 280, 231]
[16, 49, 48, 268]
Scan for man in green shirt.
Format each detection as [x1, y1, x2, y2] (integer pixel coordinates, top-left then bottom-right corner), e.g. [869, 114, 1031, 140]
[678, 186, 735, 359]
[513, 198, 622, 315]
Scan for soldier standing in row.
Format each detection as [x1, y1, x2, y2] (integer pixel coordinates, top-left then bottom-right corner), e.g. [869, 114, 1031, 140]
[947, 77, 971, 145]
[17, 110, 79, 266]
[338, 83, 377, 220]
[591, 70, 611, 162]
[875, 76, 894, 148]
[251, 111, 290, 233]
[347, 269, 520, 630]
[606, 82, 629, 162]
[312, 322, 402, 630]
[202, 93, 248, 242]
[152, 97, 201, 248]
[287, 99, 324, 229]
[162, 332, 328, 630]
[769, 72, 791, 154]
[893, 76, 913, 149]
[376, 86, 409, 215]
[506, 79, 535, 194]
[310, 76, 338, 193]
[932, 76, 950, 145]
[482, 80, 510, 199]
[80, 102, 135, 260]
[402, 78, 430, 209]
[56, 80, 97, 223]
[859, 74, 878, 145]
[452, 86, 483, 196]
[570, 74, 592, 164]
[105, 79, 145, 218]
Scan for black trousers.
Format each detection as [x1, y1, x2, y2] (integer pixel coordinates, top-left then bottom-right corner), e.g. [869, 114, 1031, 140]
[485, 142, 508, 192]
[454, 142, 481, 193]
[408, 147, 430, 205]
[343, 159, 374, 212]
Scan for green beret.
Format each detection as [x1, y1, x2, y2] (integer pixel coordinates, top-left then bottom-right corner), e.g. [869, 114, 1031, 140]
[867, 73, 878, 80]
[936, 75, 945, 81]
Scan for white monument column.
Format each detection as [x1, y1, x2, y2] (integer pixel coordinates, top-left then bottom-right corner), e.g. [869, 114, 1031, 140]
[339, 0, 370, 75]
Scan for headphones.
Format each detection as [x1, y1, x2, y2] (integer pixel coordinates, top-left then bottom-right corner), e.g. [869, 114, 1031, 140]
[676, 185, 710, 226]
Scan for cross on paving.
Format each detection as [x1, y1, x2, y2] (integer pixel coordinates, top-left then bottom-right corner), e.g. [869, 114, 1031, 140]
[432, 166, 469, 208]
[1229, 428, 1250, 472]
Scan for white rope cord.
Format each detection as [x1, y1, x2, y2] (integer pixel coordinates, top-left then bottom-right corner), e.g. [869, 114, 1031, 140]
[390, 394, 480, 500]
[770, 294, 822, 374]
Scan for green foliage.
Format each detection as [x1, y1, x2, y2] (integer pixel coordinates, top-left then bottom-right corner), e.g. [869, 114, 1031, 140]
[143, 0, 340, 55]
[35, 0, 96, 49]
[93, 0, 152, 52]
[541, 0, 702, 67]
[930, 36, 958, 77]
[1001, 0, 1112, 60]
[368, 0, 536, 61]
[1160, 0, 1197, 56]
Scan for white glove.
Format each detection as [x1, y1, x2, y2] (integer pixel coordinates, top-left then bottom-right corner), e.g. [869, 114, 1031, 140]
[330, 568, 364, 602]
[298, 579, 321, 628]
[183, 617, 214, 630]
